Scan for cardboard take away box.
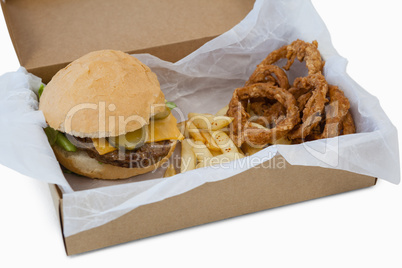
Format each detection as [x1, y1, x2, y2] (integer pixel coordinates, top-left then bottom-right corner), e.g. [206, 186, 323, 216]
[1, 0, 377, 255]
[58, 158, 375, 255]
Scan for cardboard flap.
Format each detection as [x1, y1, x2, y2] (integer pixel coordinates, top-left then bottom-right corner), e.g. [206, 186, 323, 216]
[1, 0, 254, 82]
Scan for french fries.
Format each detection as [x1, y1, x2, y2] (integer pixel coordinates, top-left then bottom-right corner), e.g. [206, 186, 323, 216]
[211, 130, 239, 154]
[164, 163, 177, 177]
[175, 104, 291, 174]
[215, 105, 229, 116]
[272, 136, 292, 145]
[249, 122, 268, 129]
[240, 135, 291, 156]
[195, 152, 244, 168]
[175, 110, 247, 173]
[191, 140, 213, 162]
[241, 143, 263, 156]
[188, 113, 233, 131]
[186, 121, 206, 143]
[180, 139, 197, 173]
[200, 131, 221, 152]
[211, 150, 222, 157]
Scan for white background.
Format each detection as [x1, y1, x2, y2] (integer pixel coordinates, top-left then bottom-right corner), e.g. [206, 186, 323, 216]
[0, 1, 401, 267]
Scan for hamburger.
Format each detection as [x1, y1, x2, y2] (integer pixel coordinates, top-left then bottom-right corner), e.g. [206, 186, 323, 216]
[39, 50, 183, 179]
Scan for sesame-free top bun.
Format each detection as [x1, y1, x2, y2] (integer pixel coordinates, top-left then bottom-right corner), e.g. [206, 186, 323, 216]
[53, 141, 177, 180]
[39, 50, 165, 138]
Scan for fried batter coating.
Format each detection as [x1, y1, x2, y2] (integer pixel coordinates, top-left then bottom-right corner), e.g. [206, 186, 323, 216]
[342, 112, 356, 135]
[249, 101, 286, 127]
[227, 83, 299, 146]
[246, 64, 290, 125]
[304, 86, 355, 140]
[287, 73, 329, 140]
[319, 85, 350, 138]
[226, 40, 356, 147]
[246, 64, 290, 89]
[260, 39, 325, 75]
[296, 91, 313, 112]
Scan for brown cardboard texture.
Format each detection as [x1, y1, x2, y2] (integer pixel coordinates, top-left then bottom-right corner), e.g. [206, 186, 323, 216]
[2, 0, 377, 256]
[59, 156, 375, 255]
[1, 0, 254, 83]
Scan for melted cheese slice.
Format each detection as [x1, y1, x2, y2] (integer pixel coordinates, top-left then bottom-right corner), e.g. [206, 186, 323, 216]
[92, 138, 117, 155]
[92, 113, 183, 155]
[146, 113, 184, 142]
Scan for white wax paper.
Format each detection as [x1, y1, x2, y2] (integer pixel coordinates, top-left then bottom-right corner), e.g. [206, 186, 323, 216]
[0, 68, 73, 192]
[0, 0, 399, 237]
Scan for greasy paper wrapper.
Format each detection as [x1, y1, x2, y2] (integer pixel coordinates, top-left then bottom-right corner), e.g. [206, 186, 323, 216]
[0, 0, 399, 237]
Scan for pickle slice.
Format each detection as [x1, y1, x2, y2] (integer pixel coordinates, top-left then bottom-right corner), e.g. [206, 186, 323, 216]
[151, 106, 171, 120]
[108, 126, 148, 150]
[44, 127, 58, 145]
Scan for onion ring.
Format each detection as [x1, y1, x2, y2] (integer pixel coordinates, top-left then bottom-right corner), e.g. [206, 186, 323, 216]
[226, 40, 356, 146]
[290, 76, 315, 98]
[319, 85, 350, 138]
[303, 86, 355, 140]
[259, 39, 324, 75]
[247, 39, 324, 126]
[249, 101, 285, 127]
[246, 64, 290, 89]
[342, 112, 356, 135]
[287, 73, 329, 140]
[296, 91, 313, 111]
[246, 65, 289, 125]
[227, 83, 299, 146]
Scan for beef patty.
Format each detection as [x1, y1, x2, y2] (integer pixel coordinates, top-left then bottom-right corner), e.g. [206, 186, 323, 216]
[72, 137, 173, 168]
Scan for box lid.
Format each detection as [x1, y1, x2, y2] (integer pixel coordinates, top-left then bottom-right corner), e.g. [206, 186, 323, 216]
[1, 0, 254, 82]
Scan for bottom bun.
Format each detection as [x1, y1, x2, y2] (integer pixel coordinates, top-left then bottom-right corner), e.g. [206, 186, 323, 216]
[53, 141, 177, 180]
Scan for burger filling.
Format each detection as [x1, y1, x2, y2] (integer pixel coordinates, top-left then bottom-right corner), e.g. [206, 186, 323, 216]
[71, 111, 182, 169]
[76, 138, 173, 168]
[43, 98, 183, 169]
